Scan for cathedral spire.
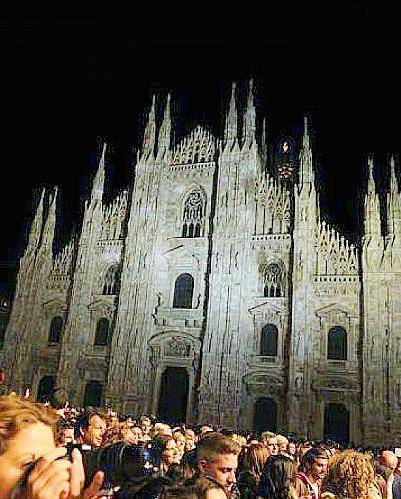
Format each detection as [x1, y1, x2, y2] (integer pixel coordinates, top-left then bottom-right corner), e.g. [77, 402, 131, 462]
[26, 188, 46, 251]
[91, 143, 106, 203]
[299, 116, 314, 185]
[386, 155, 401, 237]
[224, 82, 238, 149]
[364, 156, 381, 236]
[242, 79, 256, 147]
[157, 93, 171, 161]
[140, 95, 156, 163]
[40, 187, 58, 252]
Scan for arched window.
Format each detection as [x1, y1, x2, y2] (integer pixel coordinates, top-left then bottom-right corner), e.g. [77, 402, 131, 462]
[48, 316, 63, 343]
[37, 376, 55, 403]
[260, 324, 278, 356]
[328, 326, 347, 360]
[83, 381, 102, 407]
[94, 318, 110, 346]
[253, 397, 277, 433]
[173, 273, 194, 309]
[102, 265, 120, 295]
[263, 263, 285, 297]
[182, 189, 204, 238]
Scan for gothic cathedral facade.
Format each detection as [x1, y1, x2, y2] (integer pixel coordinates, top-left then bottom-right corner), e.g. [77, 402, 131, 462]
[1, 83, 400, 447]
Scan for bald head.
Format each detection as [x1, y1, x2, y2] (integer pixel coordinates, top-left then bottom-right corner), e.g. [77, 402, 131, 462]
[380, 450, 398, 471]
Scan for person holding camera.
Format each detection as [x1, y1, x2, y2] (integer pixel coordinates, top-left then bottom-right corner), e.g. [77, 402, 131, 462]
[0, 394, 105, 498]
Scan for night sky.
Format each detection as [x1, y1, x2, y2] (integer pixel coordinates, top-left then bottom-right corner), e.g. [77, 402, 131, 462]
[1, 5, 399, 296]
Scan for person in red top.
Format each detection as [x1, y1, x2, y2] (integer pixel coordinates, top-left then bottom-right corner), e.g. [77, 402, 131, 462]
[294, 447, 328, 498]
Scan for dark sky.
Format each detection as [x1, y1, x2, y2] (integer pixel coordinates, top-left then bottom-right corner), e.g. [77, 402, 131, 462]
[0, 5, 399, 295]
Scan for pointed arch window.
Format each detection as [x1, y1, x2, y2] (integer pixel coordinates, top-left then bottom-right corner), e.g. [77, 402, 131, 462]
[328, 326, 347, 360]
[263, 263, 285, 297]
[102, 265, 120, 295]
[182, 189, 204, 238]
[173, 273, 194, 309]
[260, 324, 278, 356]
[94, 318, 110, 346]
[48, 316, 63, 343]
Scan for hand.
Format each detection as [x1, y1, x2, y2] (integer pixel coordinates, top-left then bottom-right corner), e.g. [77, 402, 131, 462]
[26, 447, 71, 499]
[66, 448, 105, 499]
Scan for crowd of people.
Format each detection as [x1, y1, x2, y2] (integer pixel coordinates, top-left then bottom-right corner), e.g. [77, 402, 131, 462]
[0, 388, 400, 498]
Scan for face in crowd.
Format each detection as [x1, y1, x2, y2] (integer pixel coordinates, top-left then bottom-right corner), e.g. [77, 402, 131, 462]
[287, 441, 297, 456]
[266, 437, 278, 455]
[310, 455, 329, 482]
[140, 417, 152, 436]
[83, 414, 107, 448]
[162, 438, 182, 466]
[0, 421, 57, 497]
[199, 452, 238, 493]
[57, 427, 74, 447]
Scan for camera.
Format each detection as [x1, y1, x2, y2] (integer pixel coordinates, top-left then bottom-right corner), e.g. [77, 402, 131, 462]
[81, 441, 162, 490]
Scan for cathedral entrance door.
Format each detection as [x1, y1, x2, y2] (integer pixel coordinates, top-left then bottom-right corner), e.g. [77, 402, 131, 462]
[157, 367, 189, 424]
[83, 381, 103, 407]
[324, 403, 350, 444]
[253, 397, 277, 433]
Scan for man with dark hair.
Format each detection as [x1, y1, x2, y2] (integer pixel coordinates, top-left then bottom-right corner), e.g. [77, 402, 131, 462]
[75, 409, 107, 449]
[294, 447, 328, 499]
[49, 387, 69, 417]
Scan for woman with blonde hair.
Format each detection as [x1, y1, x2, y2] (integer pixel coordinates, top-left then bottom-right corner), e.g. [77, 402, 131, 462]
[321, 449, 391, 499]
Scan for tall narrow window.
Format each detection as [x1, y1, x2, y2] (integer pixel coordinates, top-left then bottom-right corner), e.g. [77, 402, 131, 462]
[48, 316, 63, 343]
[182, 189, 204, 238]
[263, 263, 285, 297]
[102, 265, 120, 295]
[328, 326, 347, 360]
[260, 324, 278, 356]
[173, 273, 194, 309]
[94, 318, 110, 346]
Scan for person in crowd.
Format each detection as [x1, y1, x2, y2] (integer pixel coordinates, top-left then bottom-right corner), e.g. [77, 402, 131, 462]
[276, 435, 290, 456]
[184, 428, 196, 451]
[395, 457, 401, 477]
[196, 424, 215, 442]
[139, 415, 153, 441]
[49, 387, 69, 417]
[75, 408, 107, 449]
[287, 440, 297, 458]
[157, 435, 182, 475]
[321, 449, 388, 499]
[294, 447, 328, 499]
[237, 442, 270, 498]
[172, 428, 187, 454]
[260, 454, 298, 498]
[187, 431, 241, 497]
[56, 419, 75, 447]
[265, 436, 279, 456]
[119, 423, 142, 445]
[0, 394, 104, 498]
[379, 450, 401, 499]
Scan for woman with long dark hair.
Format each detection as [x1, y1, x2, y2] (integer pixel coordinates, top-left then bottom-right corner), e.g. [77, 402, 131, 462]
[260, 454, 298, 498]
